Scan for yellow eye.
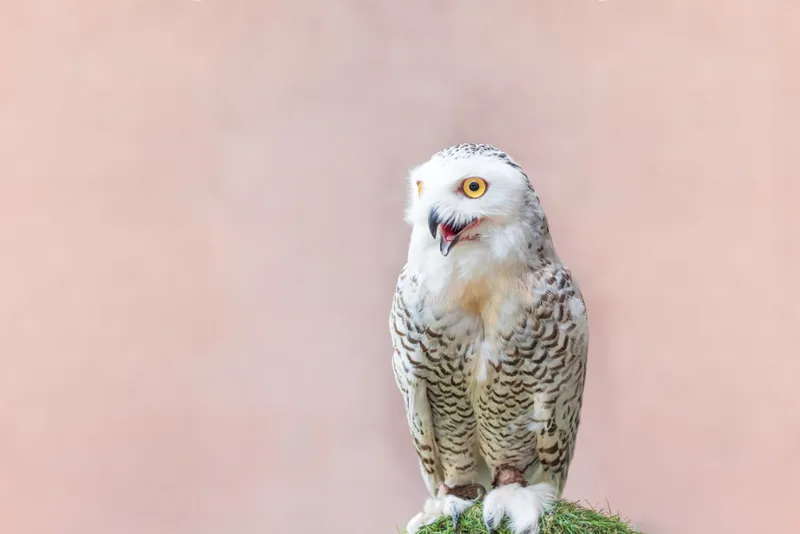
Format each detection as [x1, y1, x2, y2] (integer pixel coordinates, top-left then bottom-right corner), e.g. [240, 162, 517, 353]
[416, 181, 423, 197]
[462, 177, 487, 198]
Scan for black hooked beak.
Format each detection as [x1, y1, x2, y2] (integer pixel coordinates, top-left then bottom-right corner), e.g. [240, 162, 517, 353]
[427, 207, 460, 257]
[428, 207, 441, 239]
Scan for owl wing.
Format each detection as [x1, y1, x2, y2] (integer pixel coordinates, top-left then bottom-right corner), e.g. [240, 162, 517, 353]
[524, 264, 589, 492]
[389, 267, 443, 496]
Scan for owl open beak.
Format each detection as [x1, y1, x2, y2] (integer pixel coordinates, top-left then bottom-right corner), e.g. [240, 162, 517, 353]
[428, 208, 481, 257]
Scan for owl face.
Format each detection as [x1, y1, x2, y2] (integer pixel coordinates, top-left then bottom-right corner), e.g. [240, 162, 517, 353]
[405, 145, 536, 257]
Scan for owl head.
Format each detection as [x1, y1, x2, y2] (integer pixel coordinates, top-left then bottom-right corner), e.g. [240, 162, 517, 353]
[404, 144, 548, 263]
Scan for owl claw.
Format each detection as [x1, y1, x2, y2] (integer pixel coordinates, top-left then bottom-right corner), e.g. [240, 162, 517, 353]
[405, 490, 475, 534]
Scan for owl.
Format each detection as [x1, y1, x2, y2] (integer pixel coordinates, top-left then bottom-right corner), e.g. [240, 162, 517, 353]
[389, 144, 589, 534]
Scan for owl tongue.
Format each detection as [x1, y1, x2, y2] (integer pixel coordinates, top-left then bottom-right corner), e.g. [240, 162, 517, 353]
[441, 219, 480, 242]
[440, 223, 460, 242]
[439, 230, 461, 256]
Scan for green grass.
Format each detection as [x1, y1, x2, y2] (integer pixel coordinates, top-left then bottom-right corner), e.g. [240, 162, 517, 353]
[410, 500, 641, 534]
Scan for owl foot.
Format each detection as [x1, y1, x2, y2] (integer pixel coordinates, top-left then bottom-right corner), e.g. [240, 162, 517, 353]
[406, 483, 485, 534]
[482, 480, 557, 534]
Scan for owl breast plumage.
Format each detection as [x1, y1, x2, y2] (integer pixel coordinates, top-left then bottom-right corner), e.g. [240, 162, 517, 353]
[391, 259, 588, 495]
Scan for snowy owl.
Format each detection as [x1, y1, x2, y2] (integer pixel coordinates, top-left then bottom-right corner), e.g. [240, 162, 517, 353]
[389, 144, 589, 534]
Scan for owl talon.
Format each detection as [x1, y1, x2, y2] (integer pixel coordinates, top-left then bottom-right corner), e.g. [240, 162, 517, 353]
[405, 491, 475, 534]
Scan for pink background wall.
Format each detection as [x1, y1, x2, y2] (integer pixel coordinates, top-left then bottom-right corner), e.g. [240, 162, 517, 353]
[1, 2, 798, 533]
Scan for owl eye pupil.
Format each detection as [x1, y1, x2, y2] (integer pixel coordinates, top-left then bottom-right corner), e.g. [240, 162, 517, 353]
[469, 181, 480, 192]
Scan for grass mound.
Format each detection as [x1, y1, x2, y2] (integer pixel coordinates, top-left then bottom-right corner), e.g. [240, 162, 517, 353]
[412, 500, 640, 534]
